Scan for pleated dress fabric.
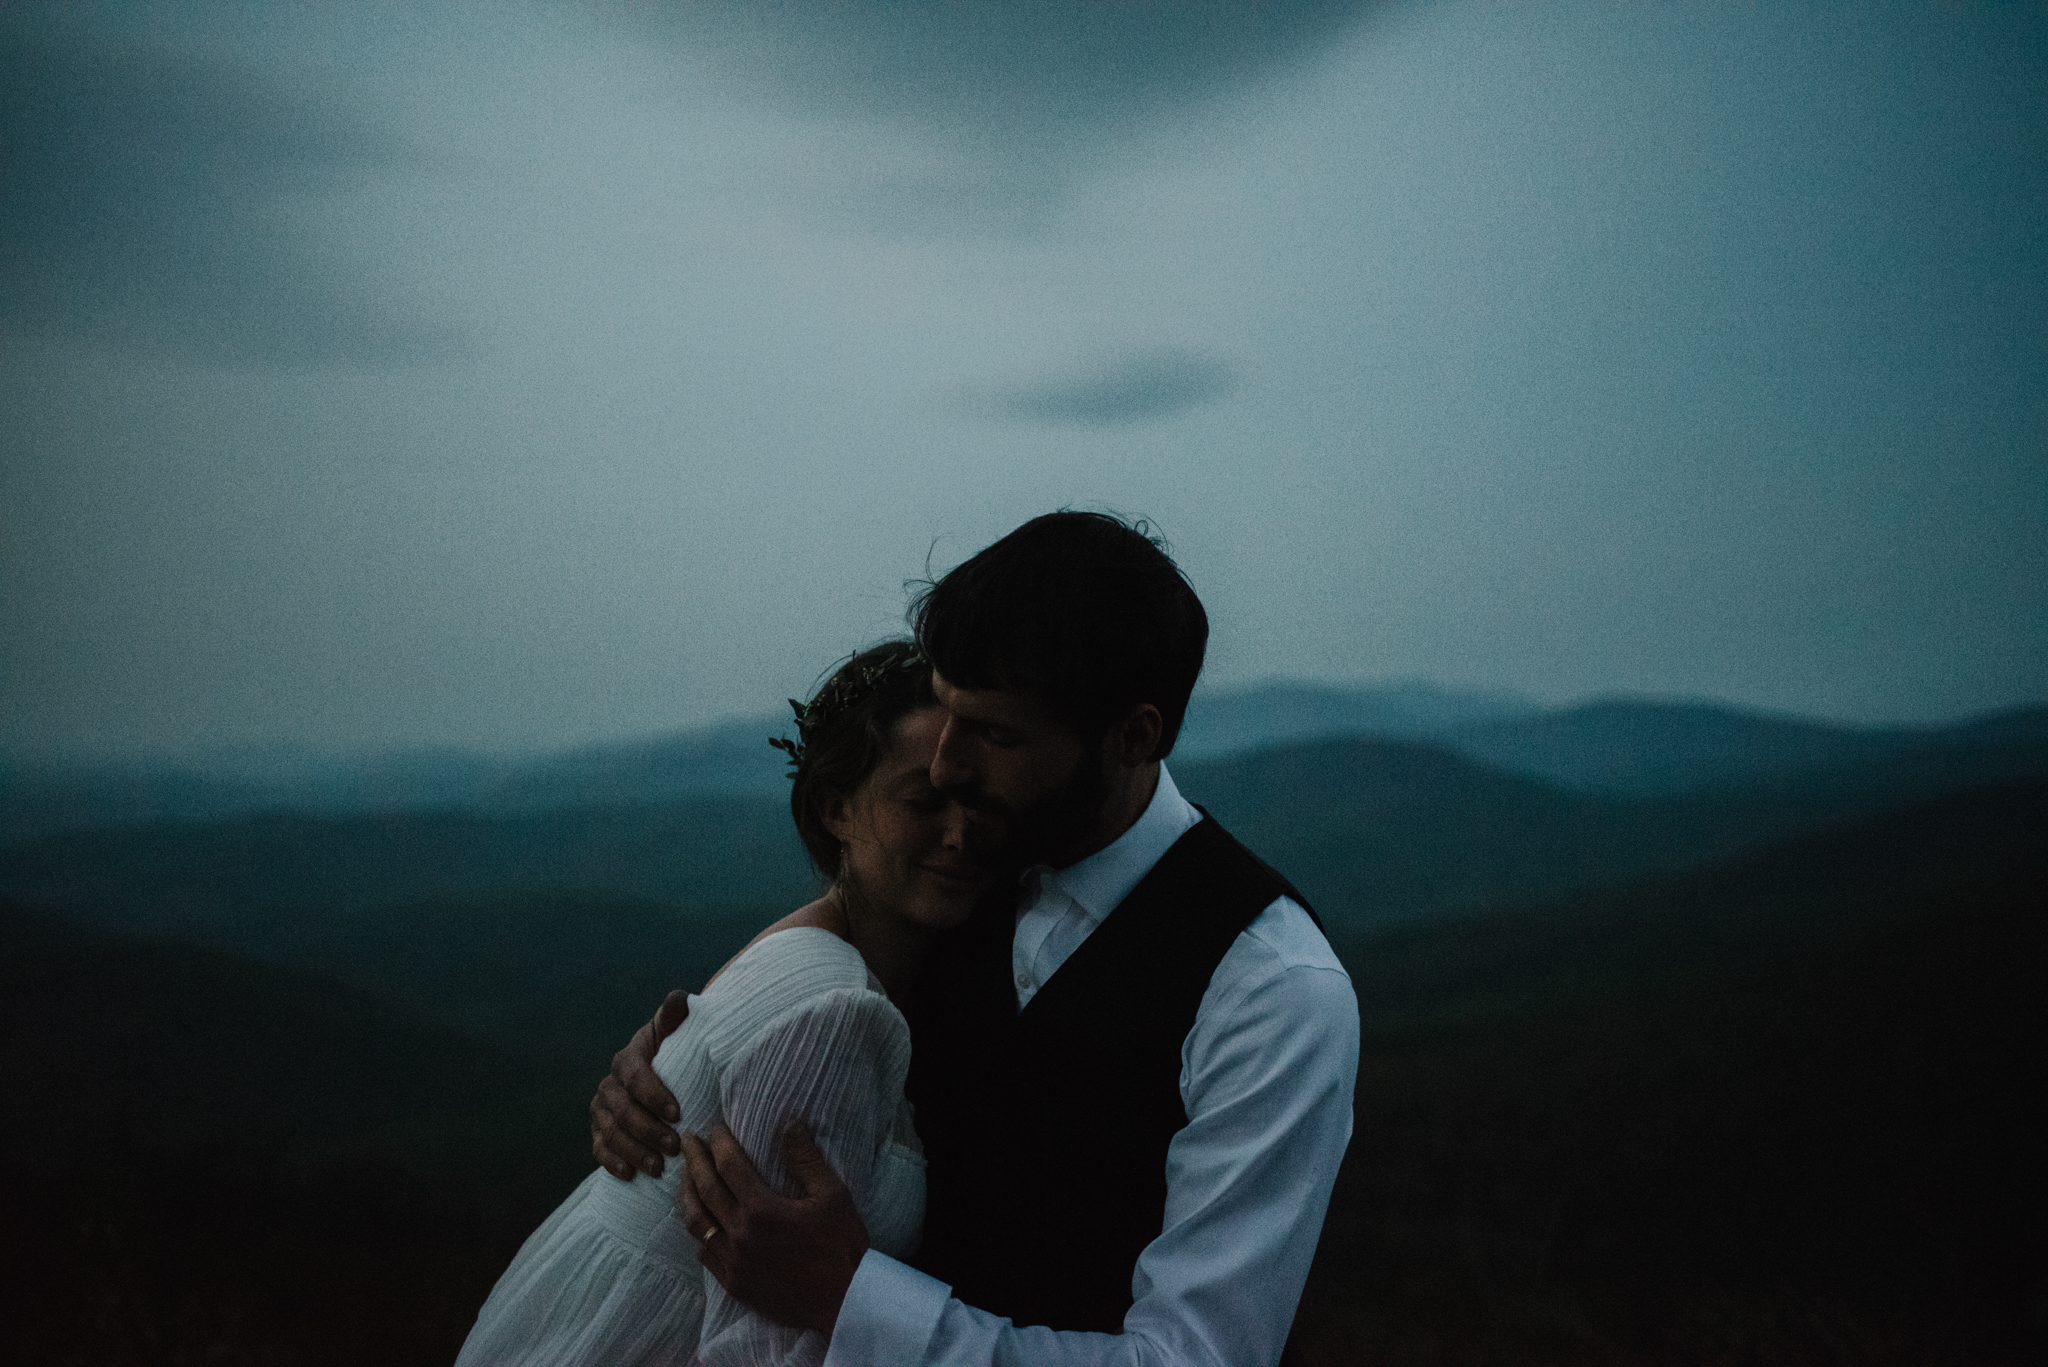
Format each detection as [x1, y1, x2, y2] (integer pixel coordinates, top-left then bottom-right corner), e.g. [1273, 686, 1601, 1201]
[455, 927, 925, 1367]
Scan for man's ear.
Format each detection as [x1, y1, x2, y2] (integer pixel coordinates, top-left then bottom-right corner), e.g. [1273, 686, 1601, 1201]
[1109, 703, 1165, 768]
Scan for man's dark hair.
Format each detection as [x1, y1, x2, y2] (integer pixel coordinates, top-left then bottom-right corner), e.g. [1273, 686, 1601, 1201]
[910, 511, 1207, 759]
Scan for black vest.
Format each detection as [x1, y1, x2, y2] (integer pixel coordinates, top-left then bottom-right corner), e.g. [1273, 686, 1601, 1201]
[904, 810, 1319, 1333]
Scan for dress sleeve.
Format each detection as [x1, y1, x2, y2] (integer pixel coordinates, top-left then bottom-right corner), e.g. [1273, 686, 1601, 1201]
[693, 983, 914, 1367]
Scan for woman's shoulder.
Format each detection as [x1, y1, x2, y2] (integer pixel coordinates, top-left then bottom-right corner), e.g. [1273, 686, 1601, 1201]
[696, 927, 889, 1058]
[720, 923, 869, 981]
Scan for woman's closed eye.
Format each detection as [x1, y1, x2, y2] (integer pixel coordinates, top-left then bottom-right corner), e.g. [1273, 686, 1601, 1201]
[904, 787, 951, 814]
[885, 776, 949, 812]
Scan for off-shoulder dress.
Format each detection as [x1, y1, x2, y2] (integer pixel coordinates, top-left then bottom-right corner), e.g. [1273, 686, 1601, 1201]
[454, 927, 925, 1366]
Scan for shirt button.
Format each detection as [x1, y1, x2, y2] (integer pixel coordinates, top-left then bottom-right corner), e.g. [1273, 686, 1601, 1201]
[1015, 973, 1031, 989]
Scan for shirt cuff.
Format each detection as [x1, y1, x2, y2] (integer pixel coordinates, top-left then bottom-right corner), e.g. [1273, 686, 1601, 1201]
[823, 1250, 952, 1367]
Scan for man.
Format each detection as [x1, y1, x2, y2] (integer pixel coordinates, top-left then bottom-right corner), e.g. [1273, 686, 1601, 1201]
[591, 512, 1359, 1365]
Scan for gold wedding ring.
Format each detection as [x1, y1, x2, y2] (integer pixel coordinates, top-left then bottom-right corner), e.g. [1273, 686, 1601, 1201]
[701, 1225, 721, 1245]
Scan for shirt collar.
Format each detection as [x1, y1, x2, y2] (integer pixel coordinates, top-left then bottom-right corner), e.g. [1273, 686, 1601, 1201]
[1035, 763, 1201, 925]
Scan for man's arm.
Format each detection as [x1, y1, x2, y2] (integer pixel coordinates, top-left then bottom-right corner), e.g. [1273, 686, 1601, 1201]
[688, 977, 915, 1364]
[838, 952, 1358, 1365]
[684, 1122, 867, 1333]
[590, 989, 689, 1180]
[684, 902, 1360, 1367]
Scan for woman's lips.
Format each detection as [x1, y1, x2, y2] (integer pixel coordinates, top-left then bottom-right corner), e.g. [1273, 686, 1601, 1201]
[919, 861, 986, 889]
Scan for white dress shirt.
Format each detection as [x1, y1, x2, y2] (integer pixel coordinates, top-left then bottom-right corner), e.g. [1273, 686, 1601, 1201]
[824, 765, 1361, 1367]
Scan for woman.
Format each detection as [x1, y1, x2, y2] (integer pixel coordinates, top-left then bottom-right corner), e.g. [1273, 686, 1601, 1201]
[455, 640, 997, 1366]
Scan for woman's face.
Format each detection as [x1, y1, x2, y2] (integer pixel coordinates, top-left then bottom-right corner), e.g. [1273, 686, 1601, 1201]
[828, 706, 1002, 931]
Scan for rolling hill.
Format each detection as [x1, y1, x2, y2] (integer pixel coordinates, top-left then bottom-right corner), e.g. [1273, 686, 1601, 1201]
[1292, 780, 2048, 1363]
[0, 904, 599, 1366]
[5, 778, 2038, 1363]
[1171, 679, 1536, 758]
[1448, 698, 2048, 796]
[7, 706, 2044, 967]
[1178, 713, 2048, 924]
[0, 793, 815, 937]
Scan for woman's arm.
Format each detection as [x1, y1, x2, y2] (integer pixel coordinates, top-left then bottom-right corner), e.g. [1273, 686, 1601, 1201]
[691, 985, 914, 1367]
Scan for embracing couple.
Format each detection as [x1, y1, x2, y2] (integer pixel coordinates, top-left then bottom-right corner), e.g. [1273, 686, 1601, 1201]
[456, 512, 1360, 1366]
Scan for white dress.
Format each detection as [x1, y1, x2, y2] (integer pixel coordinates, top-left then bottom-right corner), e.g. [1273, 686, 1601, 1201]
[455, 927, 926, 1367]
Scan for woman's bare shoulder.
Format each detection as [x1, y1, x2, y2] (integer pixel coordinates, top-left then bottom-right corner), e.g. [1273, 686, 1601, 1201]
[701, 920, 868, 1009]
[702, 896, 851, 992]
[696, 925, 894, 1068]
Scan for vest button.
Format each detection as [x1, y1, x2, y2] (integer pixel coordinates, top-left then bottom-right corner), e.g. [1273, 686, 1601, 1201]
[1015, 973, 1031, 989]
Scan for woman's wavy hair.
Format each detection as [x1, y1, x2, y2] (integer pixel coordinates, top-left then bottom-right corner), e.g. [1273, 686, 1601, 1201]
[773, 639, 936, 881]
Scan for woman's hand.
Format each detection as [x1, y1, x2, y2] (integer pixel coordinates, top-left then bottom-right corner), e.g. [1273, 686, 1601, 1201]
[590, 990, 689, 1179]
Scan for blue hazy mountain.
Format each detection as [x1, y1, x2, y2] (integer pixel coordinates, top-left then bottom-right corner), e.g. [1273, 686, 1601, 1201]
[0, 793, 815, 943]
[9, 686, 2042, 842]
[463, 682, 1539, 810]
[1178, 710, 2048, 926]
[6, 682, 1530, 838]
[1448, 698, 2048, 795]
[1171, 679, 1537, 758]
[0, 742, 520, 842]
[473, 716, 796, 809]
[0, 719, 791, 842]
[8, 703, 2043, 956]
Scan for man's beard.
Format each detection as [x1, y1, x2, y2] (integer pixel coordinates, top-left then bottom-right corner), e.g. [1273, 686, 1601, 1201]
[1007, 751, 1113, 868]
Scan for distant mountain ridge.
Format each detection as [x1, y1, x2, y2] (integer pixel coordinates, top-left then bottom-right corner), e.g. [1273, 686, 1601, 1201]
[9, 700, 2044, 954]
[1181, 712, 2048, 925]
[476, 717, 794, 809]
[0, 793, 815, 940]
[1172, 680, 1536, 757]
[1447, 698, 2048, 796]
[5, 684, 2042, 843]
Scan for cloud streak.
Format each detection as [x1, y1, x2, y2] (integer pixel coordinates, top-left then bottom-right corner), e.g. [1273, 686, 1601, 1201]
[625, 0, 1380, 242]
[645, 0, 1379, 124]
[971, 349, 1235, 425]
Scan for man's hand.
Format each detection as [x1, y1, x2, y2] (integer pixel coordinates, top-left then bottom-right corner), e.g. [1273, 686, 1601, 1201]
[590, 990, 689, 1179]
[679, 1120, 870, 1334]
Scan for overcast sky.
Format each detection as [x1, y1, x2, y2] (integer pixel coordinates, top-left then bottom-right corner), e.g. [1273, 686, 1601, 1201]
[3, 0, 2042, 756]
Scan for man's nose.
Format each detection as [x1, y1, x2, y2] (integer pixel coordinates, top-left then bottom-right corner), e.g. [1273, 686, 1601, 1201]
[930, 715, 974, 793]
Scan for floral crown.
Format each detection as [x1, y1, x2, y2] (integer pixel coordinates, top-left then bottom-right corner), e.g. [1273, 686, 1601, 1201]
[768, 645, 928, 779]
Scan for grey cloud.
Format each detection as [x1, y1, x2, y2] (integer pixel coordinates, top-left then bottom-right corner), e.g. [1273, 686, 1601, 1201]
[643, 1, 1378, 127]
[622, 2, 1377, 243]
[973, 349, 1234, 425]
[0, 23, 463, 367]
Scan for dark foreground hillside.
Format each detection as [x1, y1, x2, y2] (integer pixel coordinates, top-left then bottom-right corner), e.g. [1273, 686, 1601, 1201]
[2, 782, 2042, 1364]
[0, 909, 599, 1366]
[1291, 782, 2047, 1364]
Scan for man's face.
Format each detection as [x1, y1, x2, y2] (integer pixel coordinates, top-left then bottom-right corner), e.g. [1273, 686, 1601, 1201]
[929, 672, 1108, 866]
